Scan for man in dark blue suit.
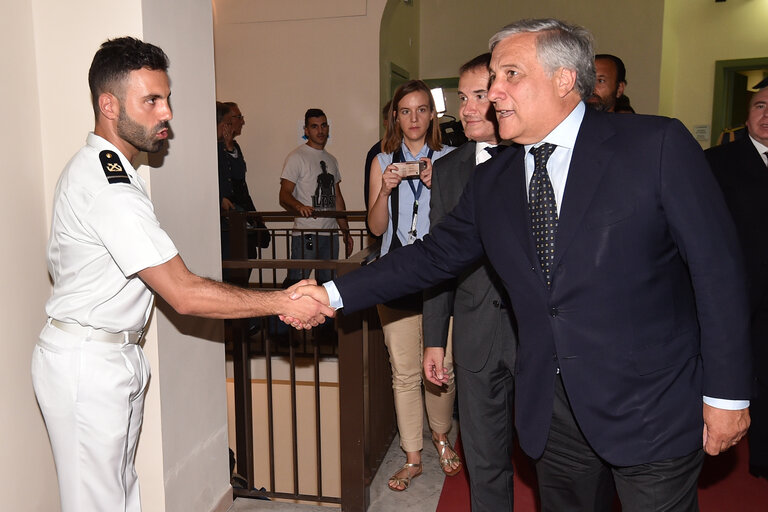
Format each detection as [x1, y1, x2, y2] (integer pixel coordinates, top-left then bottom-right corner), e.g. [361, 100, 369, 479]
[422, 53, 518, 512]
[289, 18, 751, 511]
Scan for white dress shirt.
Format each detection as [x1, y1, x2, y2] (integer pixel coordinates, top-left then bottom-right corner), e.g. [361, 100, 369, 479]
[748, 134, 768, 167]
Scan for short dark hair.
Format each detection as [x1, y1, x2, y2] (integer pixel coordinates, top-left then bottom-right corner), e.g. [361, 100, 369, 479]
[216, 101, 232, 125]
[88, 37, 169, 118]
[459, 53, 492, 76]
[305, 108, 326, 126]
[595, 54, 627, 85]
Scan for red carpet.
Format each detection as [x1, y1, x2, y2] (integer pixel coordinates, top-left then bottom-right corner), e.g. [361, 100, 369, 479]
[436, 435, 768, 511]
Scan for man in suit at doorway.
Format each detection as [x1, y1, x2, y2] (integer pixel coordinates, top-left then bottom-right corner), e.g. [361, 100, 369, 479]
[290, 18, 752, 511]
[421, 52, 518, 512]
[706, 85, 768, 481]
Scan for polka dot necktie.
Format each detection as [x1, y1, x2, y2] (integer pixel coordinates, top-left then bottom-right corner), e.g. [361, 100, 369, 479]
[529, 143, 558, 286]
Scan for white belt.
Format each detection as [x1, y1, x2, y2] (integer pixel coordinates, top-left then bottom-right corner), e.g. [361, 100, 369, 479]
[50, 319, 143, 344]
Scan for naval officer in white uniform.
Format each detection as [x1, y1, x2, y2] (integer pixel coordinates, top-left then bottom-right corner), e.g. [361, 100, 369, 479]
[32, 37, 333, 512]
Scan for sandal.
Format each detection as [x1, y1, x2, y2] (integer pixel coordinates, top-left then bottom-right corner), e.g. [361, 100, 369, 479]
[433, 437, 462, 476]
[387, 462, 422, 491]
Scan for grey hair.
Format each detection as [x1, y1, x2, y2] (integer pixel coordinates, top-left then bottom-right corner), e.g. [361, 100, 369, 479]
[489, 18, 595, 101]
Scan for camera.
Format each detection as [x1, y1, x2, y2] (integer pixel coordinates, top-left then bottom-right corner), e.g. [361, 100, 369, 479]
[391, 161, 426, 178]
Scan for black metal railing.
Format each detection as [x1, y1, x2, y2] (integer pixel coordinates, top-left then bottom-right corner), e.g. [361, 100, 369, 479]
[222, 210, 396, 511]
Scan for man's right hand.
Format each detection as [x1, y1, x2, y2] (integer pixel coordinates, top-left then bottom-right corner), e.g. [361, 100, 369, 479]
[296, 204, 314, 217]
[381, 165, 404, 197]
[281, 284, 331, 329]
[279, 280, 334, 329]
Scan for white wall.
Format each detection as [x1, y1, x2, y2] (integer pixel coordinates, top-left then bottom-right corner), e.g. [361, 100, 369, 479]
[0, 2, 61, 510]
[141, 1, 233, 510]
[213, 0, 389, 214]
[0, 1, 230, 511]
[379, 0, 421, 106]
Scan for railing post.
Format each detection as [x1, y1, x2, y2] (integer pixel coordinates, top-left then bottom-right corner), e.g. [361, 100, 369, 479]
[227, 209, 255, 487]
[337, 262, 368, 512]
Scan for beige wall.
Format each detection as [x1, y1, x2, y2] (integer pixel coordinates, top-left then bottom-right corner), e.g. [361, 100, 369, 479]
[0, 2, 61, 510]
[1, 1, 230, 511]
[141, 1, 232, 510]
[213, 0, 389, 214]
[659, 0, 768, 147]
[379, 0, 421, 107]
[419, 0, 664, 116]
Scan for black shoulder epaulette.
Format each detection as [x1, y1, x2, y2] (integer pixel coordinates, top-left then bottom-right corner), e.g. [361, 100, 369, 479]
[99, 150, 130, 184]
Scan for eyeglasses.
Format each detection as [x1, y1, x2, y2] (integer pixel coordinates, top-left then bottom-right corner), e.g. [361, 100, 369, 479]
[232, 115, 244, 119]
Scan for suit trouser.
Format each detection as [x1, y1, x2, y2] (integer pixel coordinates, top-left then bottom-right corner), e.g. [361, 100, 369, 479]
[455, 333, 515, 512]
[535, 374, 703, 512]
[32, 321, 150, 512]
[377, 304, 455, 452]
[749, 310, 768, 469]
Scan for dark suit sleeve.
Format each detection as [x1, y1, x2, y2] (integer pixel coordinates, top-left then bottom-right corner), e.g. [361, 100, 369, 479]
[218, 144, 233, 203]
[661, 120, 751, 401]
[422, 156, 456, 349]
[335, 174, 485, 313]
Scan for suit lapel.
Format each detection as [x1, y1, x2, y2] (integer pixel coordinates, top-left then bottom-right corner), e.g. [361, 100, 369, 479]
[457, 142, 477, 189]
[738, 136, 767, 179]
[551, 109, 617, 272]
[484, 145, 536, 266]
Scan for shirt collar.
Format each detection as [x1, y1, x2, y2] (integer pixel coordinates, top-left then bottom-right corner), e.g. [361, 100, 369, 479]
[401, 141, 429, 160]
[524, 101, 586, 153]
[475, 141, 495, 153]
[749, 134, 768, 155]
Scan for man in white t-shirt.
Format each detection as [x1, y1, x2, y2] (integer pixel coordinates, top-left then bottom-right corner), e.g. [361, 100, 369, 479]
[32, 37, 332, 512]
[279, 109, 353, 284]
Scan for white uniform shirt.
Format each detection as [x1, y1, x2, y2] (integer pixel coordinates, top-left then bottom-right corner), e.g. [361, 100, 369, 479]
[45, 133, 178, 332]
[280, 143, 341, 232]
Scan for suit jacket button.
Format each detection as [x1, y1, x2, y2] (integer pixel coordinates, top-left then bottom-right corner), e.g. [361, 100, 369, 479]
[550, 306, 559, 317]
[492, 300, 500, 307]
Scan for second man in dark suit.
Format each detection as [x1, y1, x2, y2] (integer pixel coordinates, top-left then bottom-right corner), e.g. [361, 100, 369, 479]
[422, 53, 518, 512]
[706, 85, 768, 479]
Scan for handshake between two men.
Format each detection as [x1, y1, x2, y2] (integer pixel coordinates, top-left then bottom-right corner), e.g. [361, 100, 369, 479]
[281, 281, 332, 329]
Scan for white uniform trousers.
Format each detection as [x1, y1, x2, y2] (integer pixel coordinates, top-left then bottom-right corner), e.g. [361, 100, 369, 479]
[32, 320, 150, 512]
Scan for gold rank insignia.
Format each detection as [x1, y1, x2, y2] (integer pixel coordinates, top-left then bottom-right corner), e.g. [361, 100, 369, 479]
[99, 150, 130, 184]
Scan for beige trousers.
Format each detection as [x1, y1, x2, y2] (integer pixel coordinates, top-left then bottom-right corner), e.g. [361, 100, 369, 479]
[377, 304, 455, 453]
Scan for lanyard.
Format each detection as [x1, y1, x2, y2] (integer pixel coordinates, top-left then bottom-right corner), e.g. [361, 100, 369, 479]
[405, 148, 433, 244]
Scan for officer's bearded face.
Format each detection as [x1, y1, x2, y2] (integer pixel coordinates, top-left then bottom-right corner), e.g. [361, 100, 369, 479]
[117, 103, 168, 153]
[114, 68, 172, 154]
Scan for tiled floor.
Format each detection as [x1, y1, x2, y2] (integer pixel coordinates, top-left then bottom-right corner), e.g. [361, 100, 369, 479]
[229, 421, 457, 512]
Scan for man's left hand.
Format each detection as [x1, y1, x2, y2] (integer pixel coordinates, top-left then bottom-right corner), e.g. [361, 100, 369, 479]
[702, 404, 750, 455]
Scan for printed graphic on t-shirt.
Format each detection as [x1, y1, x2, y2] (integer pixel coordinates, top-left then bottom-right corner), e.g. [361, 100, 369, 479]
[313, 160, 336, 211]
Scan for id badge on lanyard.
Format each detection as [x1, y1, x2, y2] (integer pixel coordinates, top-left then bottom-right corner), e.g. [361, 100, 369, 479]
[407, 199, 419, 245]
[401, 147, 431, 246]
